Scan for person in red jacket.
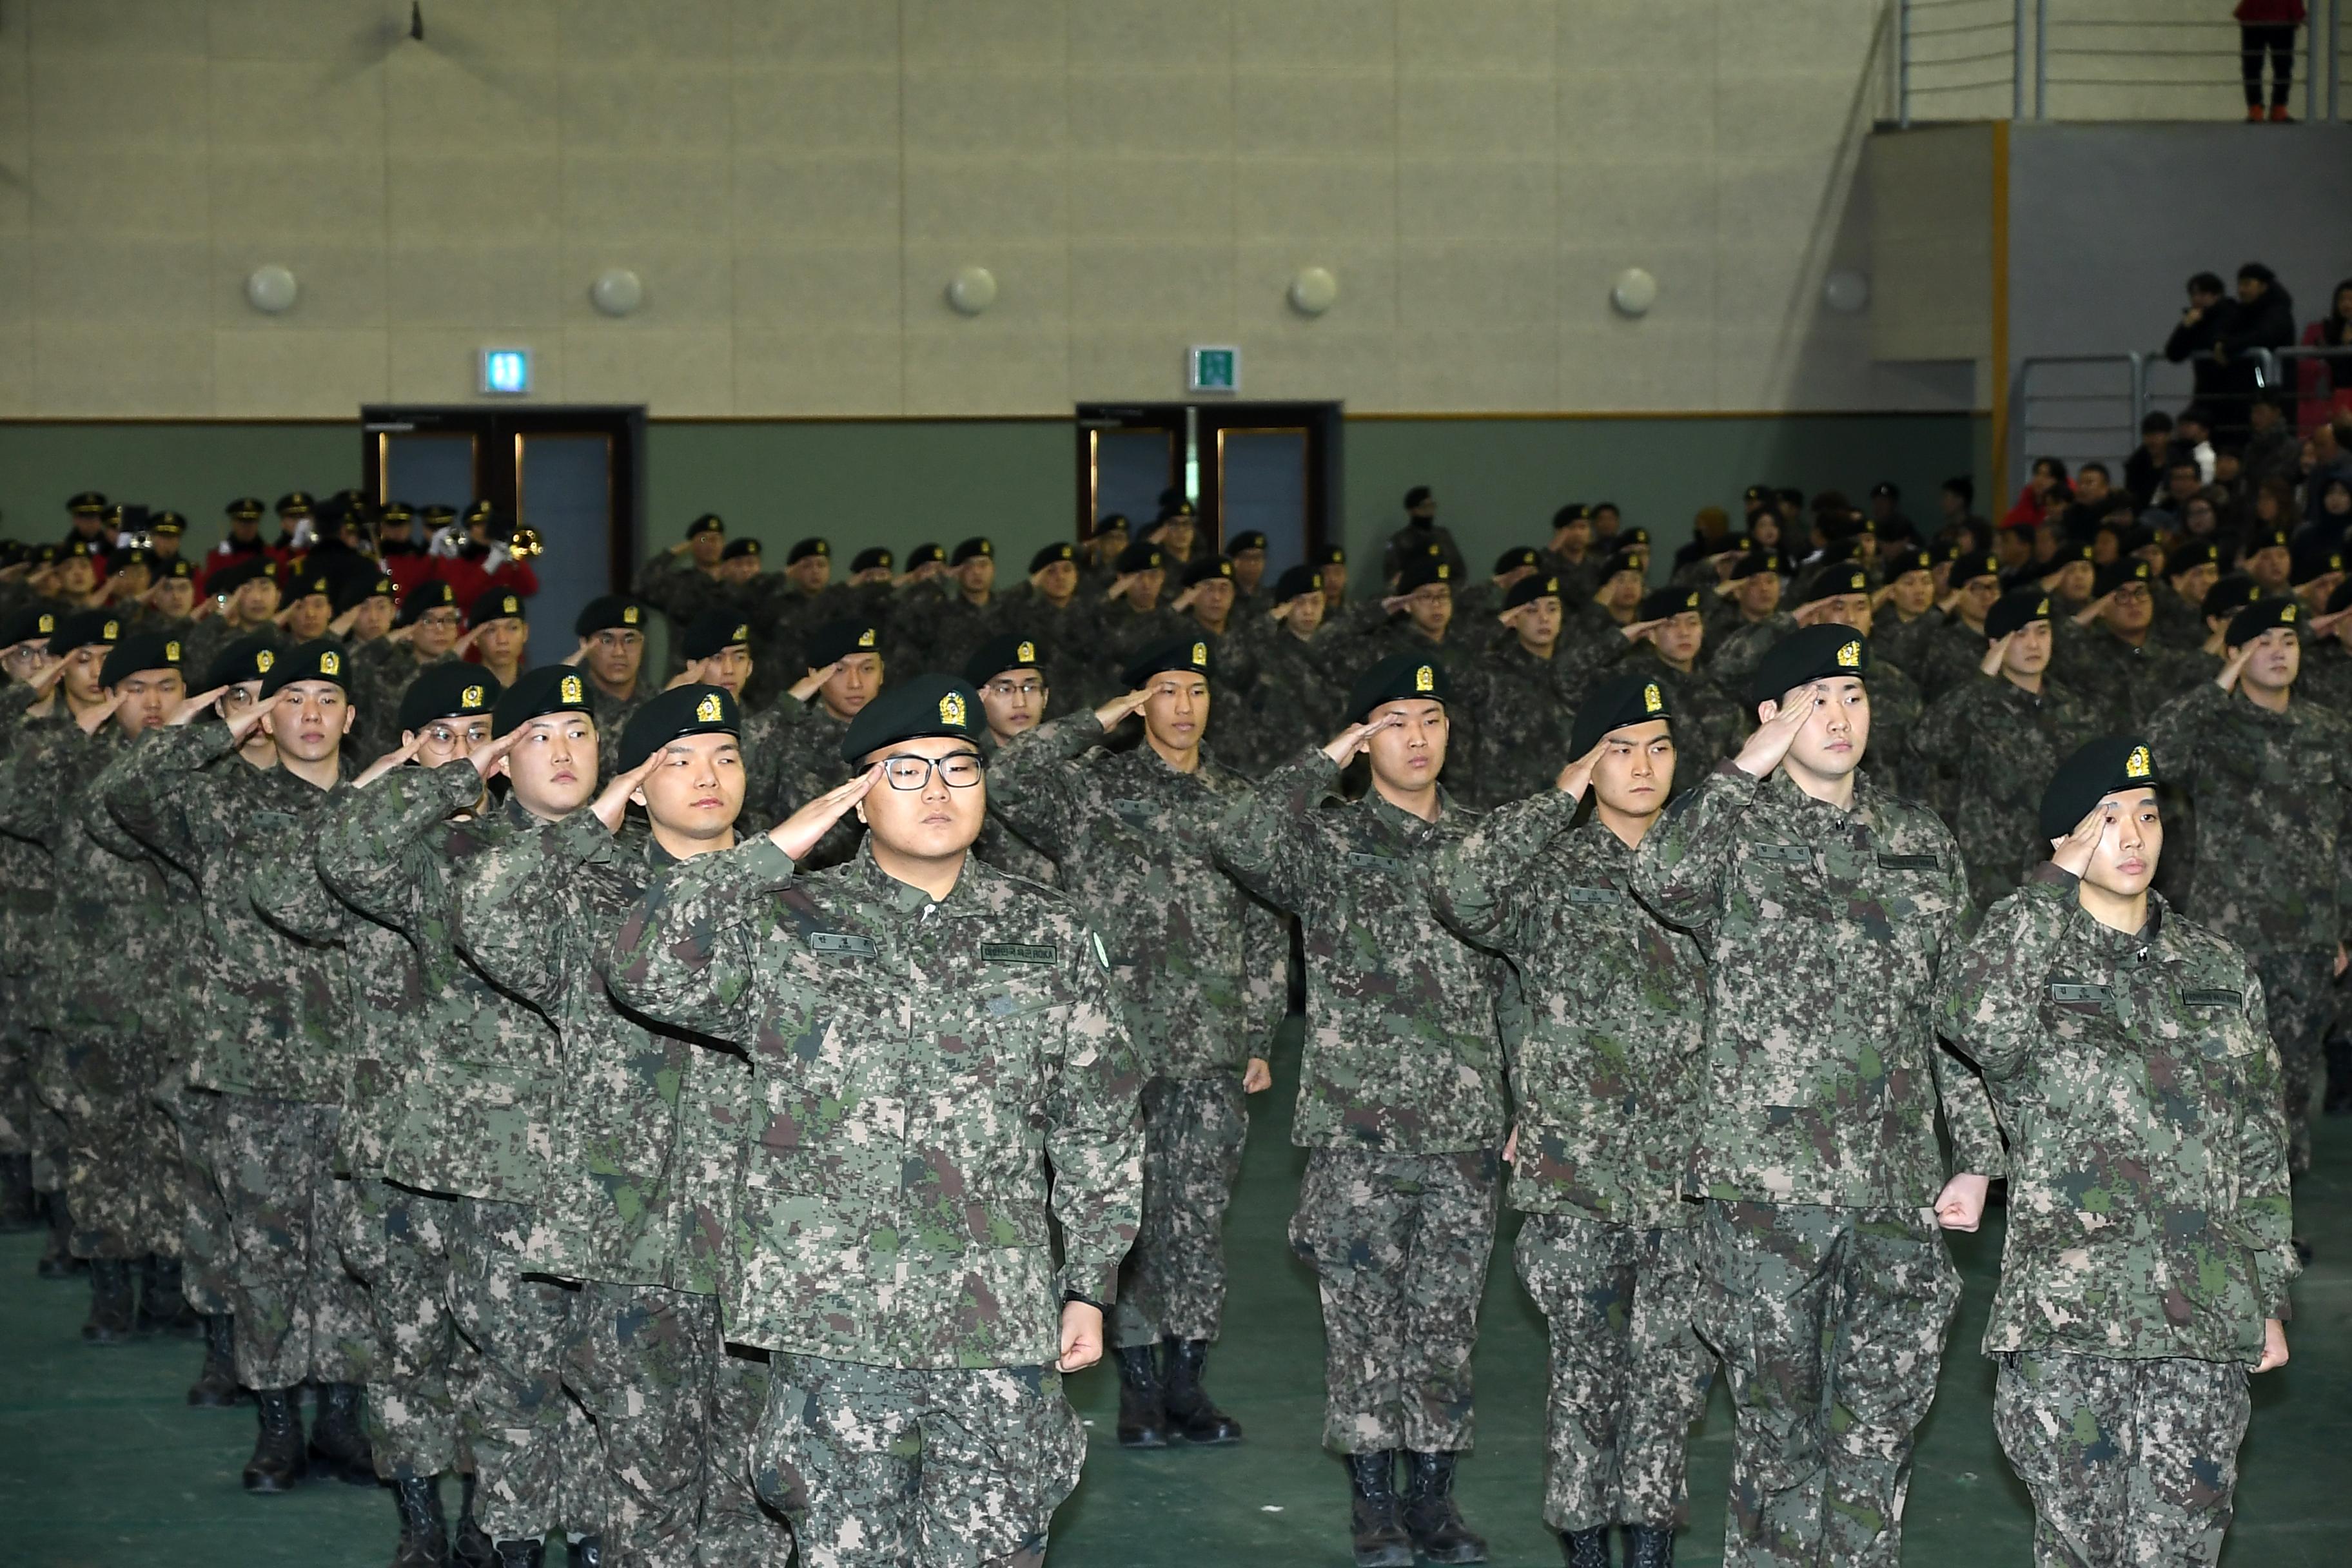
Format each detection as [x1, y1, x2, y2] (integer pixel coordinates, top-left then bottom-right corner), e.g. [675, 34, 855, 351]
[427, 509, 540, 609]
[2297, 278, 2352, 435]
[2236, 2, 2306, 121]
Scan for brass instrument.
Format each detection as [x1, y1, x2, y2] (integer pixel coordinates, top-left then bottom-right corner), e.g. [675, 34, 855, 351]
[509, 525, 545, 560]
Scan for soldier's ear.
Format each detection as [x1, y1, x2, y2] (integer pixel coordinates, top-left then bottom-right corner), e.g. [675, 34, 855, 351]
[1755, 699, 1779, 726]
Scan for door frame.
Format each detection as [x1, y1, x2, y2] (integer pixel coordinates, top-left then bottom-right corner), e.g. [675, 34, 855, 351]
[1072, 400, 1342, 558]
[359, 404, 647, 593]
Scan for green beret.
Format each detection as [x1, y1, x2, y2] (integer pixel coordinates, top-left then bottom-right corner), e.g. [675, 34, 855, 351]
[1729, 549, 1786, 582]
[2291, 541, 2345, 587]
[1347, 653, 1451, 723]
[684, 513, 724, 538]
[47, 609, 124, 658]
[1228, 531, 1268, 554]
[1, 605, 59, 648]
[950, 536, 994, 567]
[963, 633, 1046, 685]
[1122, 634, 1214, 689]
[208, 557, 277, 596]
[1510, 574, 1567, 611]
[2226, 596, 2300, 648]
[573, 594, 649, 638]
[398, 664, 502, 735]
[280, 569, 333, 605]
[852, 547, 894, 574]
[2165, 541, 2221, 578]
[1797, 562, 1870, 607]
[333, 573, 397, 613]
[259, 638, 351, 699]
[467, 587, 527, 629]
[1950, 550, 2003, 585]
[1395, 553, 1455, 594]
[1274, 565, 1324, 602]
[1885, 547, 1934, 579]
[787, 537, 830, 564]
[1181, 554, 1236, 589]
[2201, 574, 2260, 622]
[1748, 625, 1869, 707]
[1985, 587, 2054, 642]
[1571, 671, 1674, 759]
[99, 632, 186, 688]
[2093, 558, 2153, 597]
[1493, 546, 1540, 576]
[839, 672, 984, 763]
[1114, 540, 1164, 574]
[721, 537, 762, 562]
[618, 684, 741, 773]
[492, 665, 594, 737]
[906, 542, 945, 569]
[397, 581, 458, 626]
[1312, 544, 1347, 567]
[203, 634, 279, 691]
[1029, 541, 1076, 574]
[807, 618, 882, 667]
[2041, 736, 2161, 841]
[1636, 584, 1702, 621]
[680, 612, 752, 662]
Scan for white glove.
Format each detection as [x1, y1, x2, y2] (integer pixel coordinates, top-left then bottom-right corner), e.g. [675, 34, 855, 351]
[485, 544, 513, 573]
[428, 524, 462, 559]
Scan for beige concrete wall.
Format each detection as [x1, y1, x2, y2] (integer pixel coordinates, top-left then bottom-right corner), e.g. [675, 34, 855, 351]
[1865, 124, 1994, 364]
[0, 0, 1964, 418]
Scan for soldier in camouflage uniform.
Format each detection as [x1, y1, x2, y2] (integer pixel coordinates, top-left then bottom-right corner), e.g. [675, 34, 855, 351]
[1774, 562, 1929, 802]
[1704, 551, 1795, 692]
[0, 606, 64, 1239]
[1461, 574, 1609, 809]
[1212, 654, 1505, 1568]
[632, 514, 735, 682]
[1431, 673, 1714, 1568]
[1909, 589, 2099, 907]
[2153, 542, 2222, 649]
[963, 633, 1061, 885]
[1631, 625, 2006, 1568]
[246, 663, 509, 1567]
[1617, 585, 1742, 798]
[2055, 560, 2203, 726]
[1864, 547, 1941, 674]
[745, 616, 885, 865]
[103, 639, 377, 1493]
[1450, 547, 1541, 661]
[569, 594, 655, 778]
[348, 581, 467, 761]
[1938, 736, 2297, 1568]
[605, 673, 1144, 1568]
[988, 637, 1284, 1451]
[1905, 550, 2007, 703]
[2148, 596, 2352, 1188]
[910, 538, 1007, 677]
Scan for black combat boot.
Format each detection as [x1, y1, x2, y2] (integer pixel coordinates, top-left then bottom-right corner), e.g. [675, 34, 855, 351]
[1622, 1523, 1675, 1568]
[1113, 1344, 1169, 1448]
[391, 1475, 451, 1568]
[1401, 1449, 1487, 1563]
[310, 1381, 378, 1484]
[0, 1153, 35, 1231]
[1160, 1336, 1243, 1444]
[491, 1540, 545, 1568]
[1559, 1525, 1611, 1567]
[137, 1254, 202, 1336]
[2324, 1035, 2352, 1114]
[451, 1472, 496, 1568]
[243, 1387, 308, 1493]
[188, 1313, 245, 1406]
[567, 1536, 602, 1567]
[1346, 1451, 1413, 1568]
[36, 1191, 83, 1279]
[81, 1257, 135, 1343]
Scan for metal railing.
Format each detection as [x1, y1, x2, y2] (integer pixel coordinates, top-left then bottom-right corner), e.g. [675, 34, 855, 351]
[1899, 0, 2346, 124]
[2014, 345, 2352, 488]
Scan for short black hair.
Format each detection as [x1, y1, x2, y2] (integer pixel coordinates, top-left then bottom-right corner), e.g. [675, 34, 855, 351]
[2177, 404, 2214, 429]
[2188, 271, 2226, 296]
[2141, 409, 2175, 435]
[2238, 261, 2277, 286]
[2168, 455, 2202, 475]
[2077, 461, 2110, 482]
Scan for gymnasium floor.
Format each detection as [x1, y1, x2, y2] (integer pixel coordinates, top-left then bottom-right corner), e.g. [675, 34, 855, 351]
[3, 1025, 2346, 1567]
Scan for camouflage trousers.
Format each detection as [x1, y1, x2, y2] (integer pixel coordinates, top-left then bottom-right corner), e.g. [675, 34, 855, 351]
[1110, 1072, 1249, 1351]
[449, 1197, 598, 1544]
[2251, 948, 2329, 1176]
[1288, 1146, 1502, 1455]
[0, 1009, 29, 1158]
[701, 1344, 797, 1568]
[212, 1092, 372, 1388]
[752, 1355, 1086, 1568]
[44, 1029, 182, 1260]
[1992, 1350, 2250, 1568]
[1514, 1212, 1715, 1533]
[24, 1028, 66, 1193]
[1692, 1200, 1960, 1568]
[159, 1070, 233, 1315]
[567, 1282, 719, 1568]
[343, 1177, 464, 1481]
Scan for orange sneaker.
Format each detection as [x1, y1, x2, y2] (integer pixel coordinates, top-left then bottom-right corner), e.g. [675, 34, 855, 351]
[2269, 104, 2293, 122]
[2248, 104, 2266, 121]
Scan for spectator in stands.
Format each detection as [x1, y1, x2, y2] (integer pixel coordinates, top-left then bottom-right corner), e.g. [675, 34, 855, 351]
[2297, 279, 2352, 434]
[2206, 265, 2298, 438]
[2244, 395, 2302, 487]
[2061, 464, 2115, 540]
[2235, 1, 2304, 121]
[2166, 274, 2239, 421]
[2251, 477, 2302, 545]
[2172, 406, 2219, 482]
[1936, 475, 1985, 553]
[2309, 475, 2352, 543]
[2309, 414, 2352, 500]
[2003, 456, 2069, 527]
[2124, 411, 2175, 506]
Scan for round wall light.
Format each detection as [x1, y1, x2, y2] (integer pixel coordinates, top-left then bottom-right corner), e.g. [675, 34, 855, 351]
[245, 264, 299, 315]
[1288, 266, 1339, 316]
[1609, 268, 1658, 318]
[946, 266, 997, 317]
[590, 268, 645, 317]
[1822, 270, 1870, 314]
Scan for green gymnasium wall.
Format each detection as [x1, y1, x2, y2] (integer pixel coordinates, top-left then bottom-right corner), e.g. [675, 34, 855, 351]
[0, 413, 1983, 589]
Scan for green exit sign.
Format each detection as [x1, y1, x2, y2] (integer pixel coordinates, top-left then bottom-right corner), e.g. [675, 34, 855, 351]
[1188, 345, 1240, 395]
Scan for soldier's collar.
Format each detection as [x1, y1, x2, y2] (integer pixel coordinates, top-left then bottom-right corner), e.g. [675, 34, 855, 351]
[1364, 782, 1453, 838]
[850, 839, 990, 917]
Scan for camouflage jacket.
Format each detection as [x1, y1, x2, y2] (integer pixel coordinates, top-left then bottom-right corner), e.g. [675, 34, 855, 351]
[1211, 750, 1508, 1153]
[0, 688, 70, 999]
[104, 725, 350, 1102]
[1464, 640, 1581, 808]
[603, 838, 1144, 1370]
[2054, 622, 2204, 726]
[910, 593, 1006, 680]
[346, 640, 458, 762]
[1431, 795, 1707, 1228]
[743, 698, 862, 865]
[1621, 648, 1742, 798]
[586, 678, 652, 779]
[1631, 763, 2006, 1207]
[988, 713, 1285, 1078]
[970, 732, 1057, 885]
[255, 761, 558, 1198]
[631, 553, 738, 676]
[2295, 638, 2352, 716]
[449, 808, 720, 1288]
[1908, 673, 2097, 907]
[2145, 681, 2352, 955]
[1225, 627, 1345, 780]
[1938, 868, 2296, 1362]
[1708, 610, 1798, 691]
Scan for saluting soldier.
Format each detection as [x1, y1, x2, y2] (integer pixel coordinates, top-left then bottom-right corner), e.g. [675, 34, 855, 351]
[2153, 542, 2222, 648]
[0, 605, 63, 1242]
[1631, 626, 2004, 1568]
[1616, 584, 1741, 798]
[988, 636, 1284, 1451]
[2055, 559, 2204, 725]
[1909, 588, 2097, 907]
[1431, 673, 1714, 1568]
[1093, 540, 1182, 687]
[632, 513, 732, 681]
[1213, 654, 1506, 1568]
[1938, 738, 2296, 1568]
[914, 537, 1006, 676]
[1703, 551, 1793, 688]
[962, 632, 1060, 885]
[749, 616, 886, 861]
[1907, 549, 2007, 703]
[565, 594, 654, 776]
[1232, 564, 1344, 777]
[605, 673, 1144, 1568]
[348, 581, 466, 761]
